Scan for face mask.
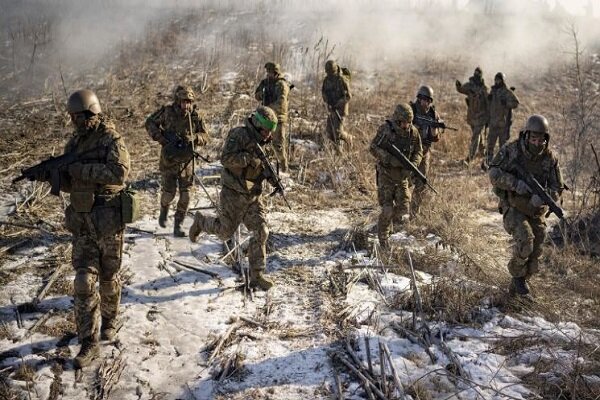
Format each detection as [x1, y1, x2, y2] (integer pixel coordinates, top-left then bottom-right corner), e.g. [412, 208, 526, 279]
[527, 142, 544, 155]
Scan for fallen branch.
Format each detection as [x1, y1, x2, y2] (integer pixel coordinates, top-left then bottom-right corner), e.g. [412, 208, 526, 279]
[32, 262, 69, 307]
[208, 322, 241, 364]
[172, 260, 220, 279]
[330, 351, 386, 400]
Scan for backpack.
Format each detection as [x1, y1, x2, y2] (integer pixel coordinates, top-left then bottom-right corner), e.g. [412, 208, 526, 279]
[341, 67, 352, 82]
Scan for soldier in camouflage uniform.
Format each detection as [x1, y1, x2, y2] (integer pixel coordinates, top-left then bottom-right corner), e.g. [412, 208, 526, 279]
[146, 85, 209, 237]
[456, 67, 490, 163]
[489, 115, 564, 296]
[409, 85, 440, 216]
[31, 90, 131, 368]
[254, 62, 291, 172]
[188, 106, 280, 291]
[322, 60, 352, 149]
[370, 103, 423, 248]
[485, 72, 519, 169]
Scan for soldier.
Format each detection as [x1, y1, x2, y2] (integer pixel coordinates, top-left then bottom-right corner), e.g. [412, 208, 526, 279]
[489, 115, 564, 296]
[409, 85, 440, 216]
[31, 90, 131, 367]
[146, 85, 209, 237]
[322, 59, 352, 149]
[254, 62, 291, 172]
[370, 103, 423, 248]
[189, 106, 279, 291]
[455, 67, 490, 164]
[484, 72, 519, 169]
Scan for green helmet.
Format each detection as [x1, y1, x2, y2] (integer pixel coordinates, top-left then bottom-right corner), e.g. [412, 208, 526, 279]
[392, 103, 413, 123]
[173, 85, 195, 102]
[474, 66, 482, 77]
[252, 105, 278, 132]
[67, 89, 101, 114]
[494, 72, 506, 82]
[264, 62, 281, 74]
[416, 85, 434, 101]
[325, 60, 338, 74]
[525, 114, 549, 135]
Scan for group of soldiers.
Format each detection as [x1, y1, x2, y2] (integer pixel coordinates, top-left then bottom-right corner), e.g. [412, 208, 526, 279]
[456, 67, 520, 170]
[18, 60, 563, 369]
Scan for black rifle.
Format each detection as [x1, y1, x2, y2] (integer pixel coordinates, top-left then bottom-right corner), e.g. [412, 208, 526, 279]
[512, 163, 565, 220]
[254, 142, 292, 210]
[414, 115, 458, 131]
[163, 131, 210, 163]
[13, 146, 104, 196]
[380, 141, 438, 195]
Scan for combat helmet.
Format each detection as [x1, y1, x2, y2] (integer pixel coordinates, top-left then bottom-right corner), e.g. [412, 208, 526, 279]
[264, 62, 281, 74]
[325, 60, 338, 74]
[173, 85, 195, 102]
[494, 72, 506, 82]
[252, 105, 278, 132]
[391, 103, 414, 123]
[416, 85, 434, 101]
[67, 89, 101, 114]
[525, 114, 549, 135]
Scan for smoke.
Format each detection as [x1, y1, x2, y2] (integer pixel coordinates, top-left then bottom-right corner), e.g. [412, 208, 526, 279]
[1, 0, 599, 95]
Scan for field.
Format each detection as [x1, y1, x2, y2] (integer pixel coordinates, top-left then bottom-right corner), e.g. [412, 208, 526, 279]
[1, 1, 599, 399]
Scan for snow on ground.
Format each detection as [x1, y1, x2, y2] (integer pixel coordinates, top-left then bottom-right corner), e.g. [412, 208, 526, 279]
[1, 182, 598, 399]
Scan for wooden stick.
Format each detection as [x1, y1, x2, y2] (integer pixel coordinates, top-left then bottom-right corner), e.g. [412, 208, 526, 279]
[22, 310, 54, 340]
[364, 336, 374, 376]
[172, 260, 220, 279]
[218, 235, 250, 263]
[208, 323, 240, 364]
[32, 263, 69, 306]
[332, 367, 344, 400]
[332, 352, 386, 400]
[381, 342, 406, 399]
[378, 341, 387, 397]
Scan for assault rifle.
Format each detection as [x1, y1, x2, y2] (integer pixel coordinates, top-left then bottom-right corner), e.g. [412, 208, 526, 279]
[13, 146, 104, 196]
[163, 131, 210, 163]
[512, 163, 565, 220]
[413, 115, 458, 131]
[254, 142, 292, 210]
[380, 141, 438, 195]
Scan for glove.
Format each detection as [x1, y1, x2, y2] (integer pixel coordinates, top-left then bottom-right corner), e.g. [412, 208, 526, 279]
[530, 194, 545, 208]
[513, 180, 531, 195]
[68, 162, 85, 180]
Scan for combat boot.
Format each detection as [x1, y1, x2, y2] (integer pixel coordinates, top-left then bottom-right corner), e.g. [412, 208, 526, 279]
[100, 317, 120, 341]
[189, 212, 204, 243]
[74, 337, 99, 369]
[173, 217, 186, 238]
[158, 206, 169, 228]
[249, 271, 274, 291]
[510, 277, 530, 296]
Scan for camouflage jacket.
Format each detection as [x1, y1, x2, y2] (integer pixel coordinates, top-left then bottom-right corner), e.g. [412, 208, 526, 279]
[456, 76, 489, 126]
[370, 120, 423, 182]
[145, 103, 209, 148]
[322, 72, 352, 108]
[488, 83, 519, 128]
[489, 135, 563, 218]
[61, 114, 130, 196]
[410, 101, 440, 153]
[254, 75, 290, 122]
[220, 119, 272, 195]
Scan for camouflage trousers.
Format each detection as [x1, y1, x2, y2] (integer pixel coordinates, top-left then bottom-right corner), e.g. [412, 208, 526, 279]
[503, 207, 546, 278]
[326, 108, 351, 147]
[272, 123, 289, 172]
[191, 186, 268, 272]
[160, 160, 194, 222]
[377, 173, 410, 243]
[410, 150, 431, 216]
[467, 124, 486, 161]
[72, 229, 124, 341]
[486, 125, 508, 165]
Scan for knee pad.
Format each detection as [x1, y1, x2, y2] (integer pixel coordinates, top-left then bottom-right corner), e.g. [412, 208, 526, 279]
[74, 270, 97, 297]
[160, 191, 176, 206]
[255, 224, 269, 244]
